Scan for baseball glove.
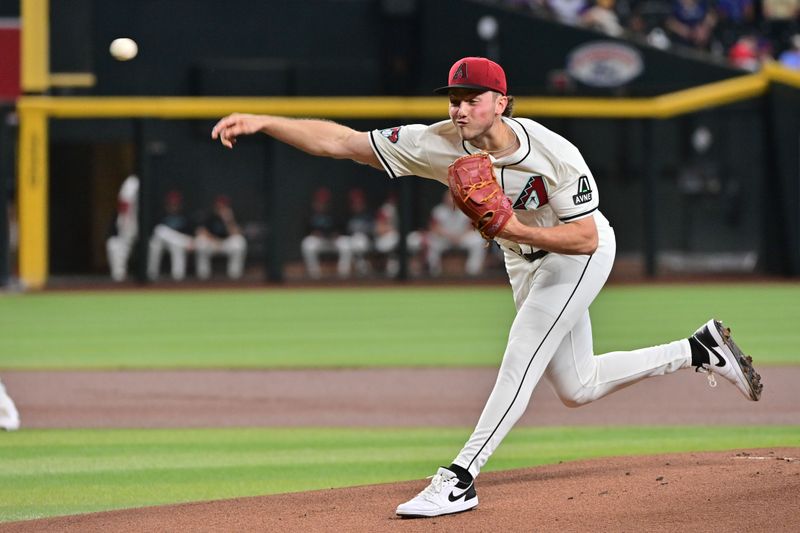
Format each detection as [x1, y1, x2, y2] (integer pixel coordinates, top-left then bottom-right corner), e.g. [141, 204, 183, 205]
[447, 153, 514, 240]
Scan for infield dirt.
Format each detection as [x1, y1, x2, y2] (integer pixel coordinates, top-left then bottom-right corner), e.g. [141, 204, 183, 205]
[1, 368, 798, 531]
[2, 448, 798, 532]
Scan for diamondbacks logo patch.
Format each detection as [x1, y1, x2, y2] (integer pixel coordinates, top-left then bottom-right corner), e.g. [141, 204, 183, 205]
[380, 127, 401, 143]
[453, 62, 467, 81]
[513, 175, 548, 210]
[573, 176, 592, 205]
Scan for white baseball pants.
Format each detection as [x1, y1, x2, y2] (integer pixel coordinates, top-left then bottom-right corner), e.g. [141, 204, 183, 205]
[147, 225, 194, 281]
[426, 232, 487, 276]
[453, 215, 692, 478]
[195, 234, 247, 279]
[106, 235, 135, 282]
[301, 235, 350, 278]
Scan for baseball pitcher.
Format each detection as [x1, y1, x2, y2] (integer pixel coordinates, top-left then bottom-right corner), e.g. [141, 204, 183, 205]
[212, 57, 763, 518]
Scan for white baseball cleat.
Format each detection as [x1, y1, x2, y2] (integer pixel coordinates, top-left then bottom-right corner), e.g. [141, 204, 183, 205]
[396, 467, 478, 518]
[0, 383, 20, 431]
[690, 319, 763, 401]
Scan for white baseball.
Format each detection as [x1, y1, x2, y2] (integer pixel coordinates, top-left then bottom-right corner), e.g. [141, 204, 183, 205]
[109, 38, 138, 61]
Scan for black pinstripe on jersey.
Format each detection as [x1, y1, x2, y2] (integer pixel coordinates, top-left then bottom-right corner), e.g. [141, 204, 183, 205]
[465, 254, 594, 473]
[369, 130, 398, 179]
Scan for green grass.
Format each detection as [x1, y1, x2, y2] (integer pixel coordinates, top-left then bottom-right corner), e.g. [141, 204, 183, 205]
[1, 284, 798, 368]
[1, 426, 798, 522]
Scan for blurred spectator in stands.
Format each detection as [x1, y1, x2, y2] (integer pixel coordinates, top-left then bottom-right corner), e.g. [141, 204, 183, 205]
[147, 190, 194, 281]
[422, 190, 488, 277]
[665, 0, 717, 50]
[195, 195, 247, 280]
[581, 0, 624, 35]
[336, 188, 374, 277]
[762, 0, 799, 53]
[502, 0, 542, 10]
[503, 0, 553, 16]
[778, 34, 800, 69]
[728, 33, 763, 69]
[624, 0, 673, 48]
[0, 377, 19, 431]
[546, 0, 589, 25]
[301, 187, 343, 279]
[105, 174, 139, 282]
[713, 0, 755, 52]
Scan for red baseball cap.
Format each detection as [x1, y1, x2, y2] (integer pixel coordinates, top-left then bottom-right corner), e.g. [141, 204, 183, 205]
[434, 57, 507, 96]
[165, 190, 182, 204]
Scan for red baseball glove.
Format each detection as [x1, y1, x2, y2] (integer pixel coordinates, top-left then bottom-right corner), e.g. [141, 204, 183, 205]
[447, 153, 514, 240]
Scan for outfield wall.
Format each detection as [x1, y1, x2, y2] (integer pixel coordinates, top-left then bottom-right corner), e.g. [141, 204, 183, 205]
[4, 0, 800, 287]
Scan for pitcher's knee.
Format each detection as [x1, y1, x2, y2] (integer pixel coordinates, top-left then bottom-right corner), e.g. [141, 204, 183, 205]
[555, 389, 593, 408]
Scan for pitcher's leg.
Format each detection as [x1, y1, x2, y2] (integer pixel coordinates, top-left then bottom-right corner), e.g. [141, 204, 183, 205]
[545, 312, 691, 407]
[451, 302, 568, 477]
[452, 253, 610, 478]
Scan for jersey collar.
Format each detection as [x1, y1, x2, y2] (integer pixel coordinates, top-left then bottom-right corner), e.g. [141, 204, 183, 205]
[462, 117, 530, 165]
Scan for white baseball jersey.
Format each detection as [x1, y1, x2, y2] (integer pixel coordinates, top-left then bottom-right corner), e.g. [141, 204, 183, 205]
[368, 116, 693, 482]
[369, 117, 610, 257]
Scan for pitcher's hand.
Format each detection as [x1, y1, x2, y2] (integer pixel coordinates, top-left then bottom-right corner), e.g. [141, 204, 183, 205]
[211, 113, 266, 149]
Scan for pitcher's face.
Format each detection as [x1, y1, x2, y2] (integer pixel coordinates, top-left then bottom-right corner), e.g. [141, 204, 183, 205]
[448, 90, 504, 142]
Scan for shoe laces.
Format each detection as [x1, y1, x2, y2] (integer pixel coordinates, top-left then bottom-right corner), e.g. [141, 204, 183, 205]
[694, 365, 717, 388]
[420, 472, 452, 502]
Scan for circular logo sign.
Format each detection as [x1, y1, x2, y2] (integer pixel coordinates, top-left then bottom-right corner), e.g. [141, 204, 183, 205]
[567, 42, 643, 88]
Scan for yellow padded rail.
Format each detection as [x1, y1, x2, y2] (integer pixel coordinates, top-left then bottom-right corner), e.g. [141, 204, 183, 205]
[13, 65, 800, 288]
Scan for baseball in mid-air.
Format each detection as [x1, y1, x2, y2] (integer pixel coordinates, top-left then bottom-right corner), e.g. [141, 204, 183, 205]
[109, 38, 138, 61]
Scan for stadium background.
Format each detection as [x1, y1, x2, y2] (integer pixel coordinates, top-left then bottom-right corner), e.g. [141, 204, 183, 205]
[0, 0, 799, 529]
[1, 0, 799, 287]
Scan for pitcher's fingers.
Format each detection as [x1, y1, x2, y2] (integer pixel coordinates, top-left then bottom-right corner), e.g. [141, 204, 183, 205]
[211, 115, 238, 139]
[220, 133, 235, 149]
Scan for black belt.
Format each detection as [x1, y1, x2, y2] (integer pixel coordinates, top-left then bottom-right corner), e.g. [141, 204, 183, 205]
[523, 250, 549, 262]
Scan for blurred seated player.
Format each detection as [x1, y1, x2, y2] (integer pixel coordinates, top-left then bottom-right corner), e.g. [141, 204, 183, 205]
[194, 195, 247, 280]
[0, 377, 20, 431]
[301, 187, 346, 279]
[105, 174, 139, 282]
[147, 190, 195, 281]
[336, 188, 375, 277]
[423, 190, 488, 277]
[371, 193, 424, 277]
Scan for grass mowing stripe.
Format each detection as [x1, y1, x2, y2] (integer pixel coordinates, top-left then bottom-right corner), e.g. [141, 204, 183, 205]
[0, 284, 798, 368]
[1, 426, 798, 522]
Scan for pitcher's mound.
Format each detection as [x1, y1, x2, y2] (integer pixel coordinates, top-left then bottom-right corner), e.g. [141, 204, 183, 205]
[6, 448, 798, 533]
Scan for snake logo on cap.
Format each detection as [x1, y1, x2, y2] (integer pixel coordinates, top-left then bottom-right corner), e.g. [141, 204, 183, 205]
[453, 62, 467, 81]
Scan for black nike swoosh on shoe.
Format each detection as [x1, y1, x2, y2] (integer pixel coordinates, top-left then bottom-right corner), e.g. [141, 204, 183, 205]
[694, 328, 727, 368]
[448, 482, 474, 502]
[711, 347, 727, 367]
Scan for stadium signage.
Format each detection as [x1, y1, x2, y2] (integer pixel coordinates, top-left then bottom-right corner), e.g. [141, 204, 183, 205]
[567, 41, 643, 88]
